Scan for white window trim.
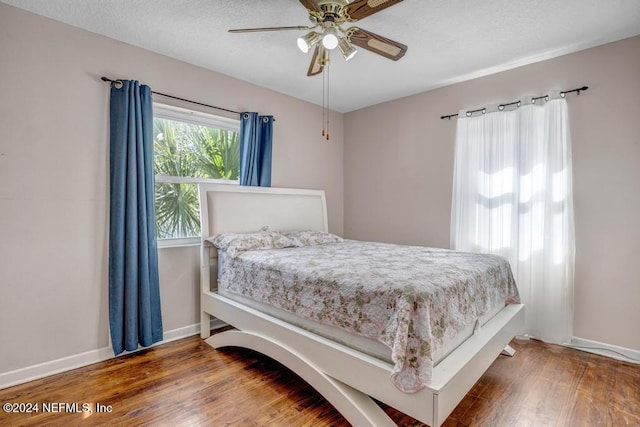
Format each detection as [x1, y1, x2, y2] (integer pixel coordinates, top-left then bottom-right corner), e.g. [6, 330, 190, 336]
[153, 103, 240, 248]
[157, 236, 201, 249]
[153, 103, 239, 132]
[155, 175, 238, 185]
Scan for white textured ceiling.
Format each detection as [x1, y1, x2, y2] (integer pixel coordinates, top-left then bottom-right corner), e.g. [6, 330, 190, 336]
[3, 0, 640, 112]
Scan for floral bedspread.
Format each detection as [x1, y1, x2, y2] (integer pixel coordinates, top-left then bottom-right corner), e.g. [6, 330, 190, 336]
[218, 240, 520, 393]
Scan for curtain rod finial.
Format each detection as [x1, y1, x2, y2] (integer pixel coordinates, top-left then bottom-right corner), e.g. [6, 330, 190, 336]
[101, 76, 123, 89]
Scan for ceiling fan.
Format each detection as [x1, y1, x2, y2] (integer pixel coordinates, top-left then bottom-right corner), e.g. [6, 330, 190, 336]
[228, 0, 408, 76]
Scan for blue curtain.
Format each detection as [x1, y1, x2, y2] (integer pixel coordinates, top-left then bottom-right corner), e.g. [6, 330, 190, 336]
[239, 112, 273, 186]
[108, 80, 163, 355]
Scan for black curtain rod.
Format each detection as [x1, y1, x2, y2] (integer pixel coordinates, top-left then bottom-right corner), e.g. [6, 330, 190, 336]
[101, 77, 242, 116]
[440, 86, 589, 120]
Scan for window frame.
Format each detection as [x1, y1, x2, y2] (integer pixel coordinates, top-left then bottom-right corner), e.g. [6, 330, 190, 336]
[153, 103, 240, 248]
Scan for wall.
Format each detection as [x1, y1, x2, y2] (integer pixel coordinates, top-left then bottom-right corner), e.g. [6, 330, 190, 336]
[0, 3, 343, 383]
[344, 36, 640, 352]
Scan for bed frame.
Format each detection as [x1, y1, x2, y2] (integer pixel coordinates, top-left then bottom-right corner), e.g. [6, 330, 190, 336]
[198, 183, 524, 427]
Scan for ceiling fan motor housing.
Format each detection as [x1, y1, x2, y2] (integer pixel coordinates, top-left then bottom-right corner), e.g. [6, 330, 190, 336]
[320, 3, 345, 19]
[308, 2, 350, 26]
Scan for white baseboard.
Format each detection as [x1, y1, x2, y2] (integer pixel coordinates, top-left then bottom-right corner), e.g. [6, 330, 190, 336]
[566, 336, 640, 364]
[0, 319, 227, 390]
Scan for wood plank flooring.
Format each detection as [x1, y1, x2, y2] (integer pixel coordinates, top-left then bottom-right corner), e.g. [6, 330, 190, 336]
[1, 332, 638, 426]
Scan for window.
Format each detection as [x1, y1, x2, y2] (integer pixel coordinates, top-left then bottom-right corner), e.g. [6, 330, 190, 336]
[153, 104, 240, 246]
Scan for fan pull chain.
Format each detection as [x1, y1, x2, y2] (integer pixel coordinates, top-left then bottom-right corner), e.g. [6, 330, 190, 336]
[321, 52, 330, 141]
[322, 58, 326, 138]
[326, 62, 330, 141]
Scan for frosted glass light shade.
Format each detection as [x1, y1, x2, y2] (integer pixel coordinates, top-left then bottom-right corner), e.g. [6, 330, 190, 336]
[322, 27, 339, 50]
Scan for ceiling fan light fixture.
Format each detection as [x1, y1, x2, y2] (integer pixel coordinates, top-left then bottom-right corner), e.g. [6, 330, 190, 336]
[297, 31, 321, 53]
[338, 37, 357, 60]
[322, 27, 339, 50]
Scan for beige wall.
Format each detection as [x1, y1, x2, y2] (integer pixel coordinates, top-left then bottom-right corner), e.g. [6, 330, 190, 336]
[0, 3, 343, 376]
[344, 36, 640, 351]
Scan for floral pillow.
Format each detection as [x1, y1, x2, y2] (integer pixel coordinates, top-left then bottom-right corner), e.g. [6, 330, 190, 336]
[207, 231, 296, 258]
[280, 230, 344, 247]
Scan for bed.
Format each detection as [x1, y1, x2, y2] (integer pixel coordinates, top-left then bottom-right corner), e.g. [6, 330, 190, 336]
[198, 183, 524, 427]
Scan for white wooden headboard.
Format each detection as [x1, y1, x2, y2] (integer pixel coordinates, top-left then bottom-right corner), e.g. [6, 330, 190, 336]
[198, 184, 328, 238]
[197, 184, 329, 294]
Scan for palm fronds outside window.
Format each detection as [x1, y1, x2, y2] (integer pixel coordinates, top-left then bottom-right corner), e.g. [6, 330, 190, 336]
[153, 106, 239, 239]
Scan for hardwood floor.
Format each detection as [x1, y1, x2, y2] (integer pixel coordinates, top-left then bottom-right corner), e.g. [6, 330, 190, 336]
[1, 332, 638, 426]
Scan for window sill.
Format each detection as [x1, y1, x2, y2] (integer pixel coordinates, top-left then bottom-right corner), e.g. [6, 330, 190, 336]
[157, 237, 201, 249]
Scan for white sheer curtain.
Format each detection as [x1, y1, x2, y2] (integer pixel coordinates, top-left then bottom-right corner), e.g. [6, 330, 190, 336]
[451, 93, 575, 344]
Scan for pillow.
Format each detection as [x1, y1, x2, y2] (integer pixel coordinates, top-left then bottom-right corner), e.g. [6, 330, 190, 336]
[206, 231, 296, 258]
[280, 230, 344, 247]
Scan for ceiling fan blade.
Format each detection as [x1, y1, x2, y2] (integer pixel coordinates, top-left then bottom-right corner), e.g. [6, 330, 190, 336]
[228, 26, 311, 33]
[299, 0, 321, 13]
[345, 0, 403, 21]
[348, 27, 407, 61]
[307, 45, 327, 76]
